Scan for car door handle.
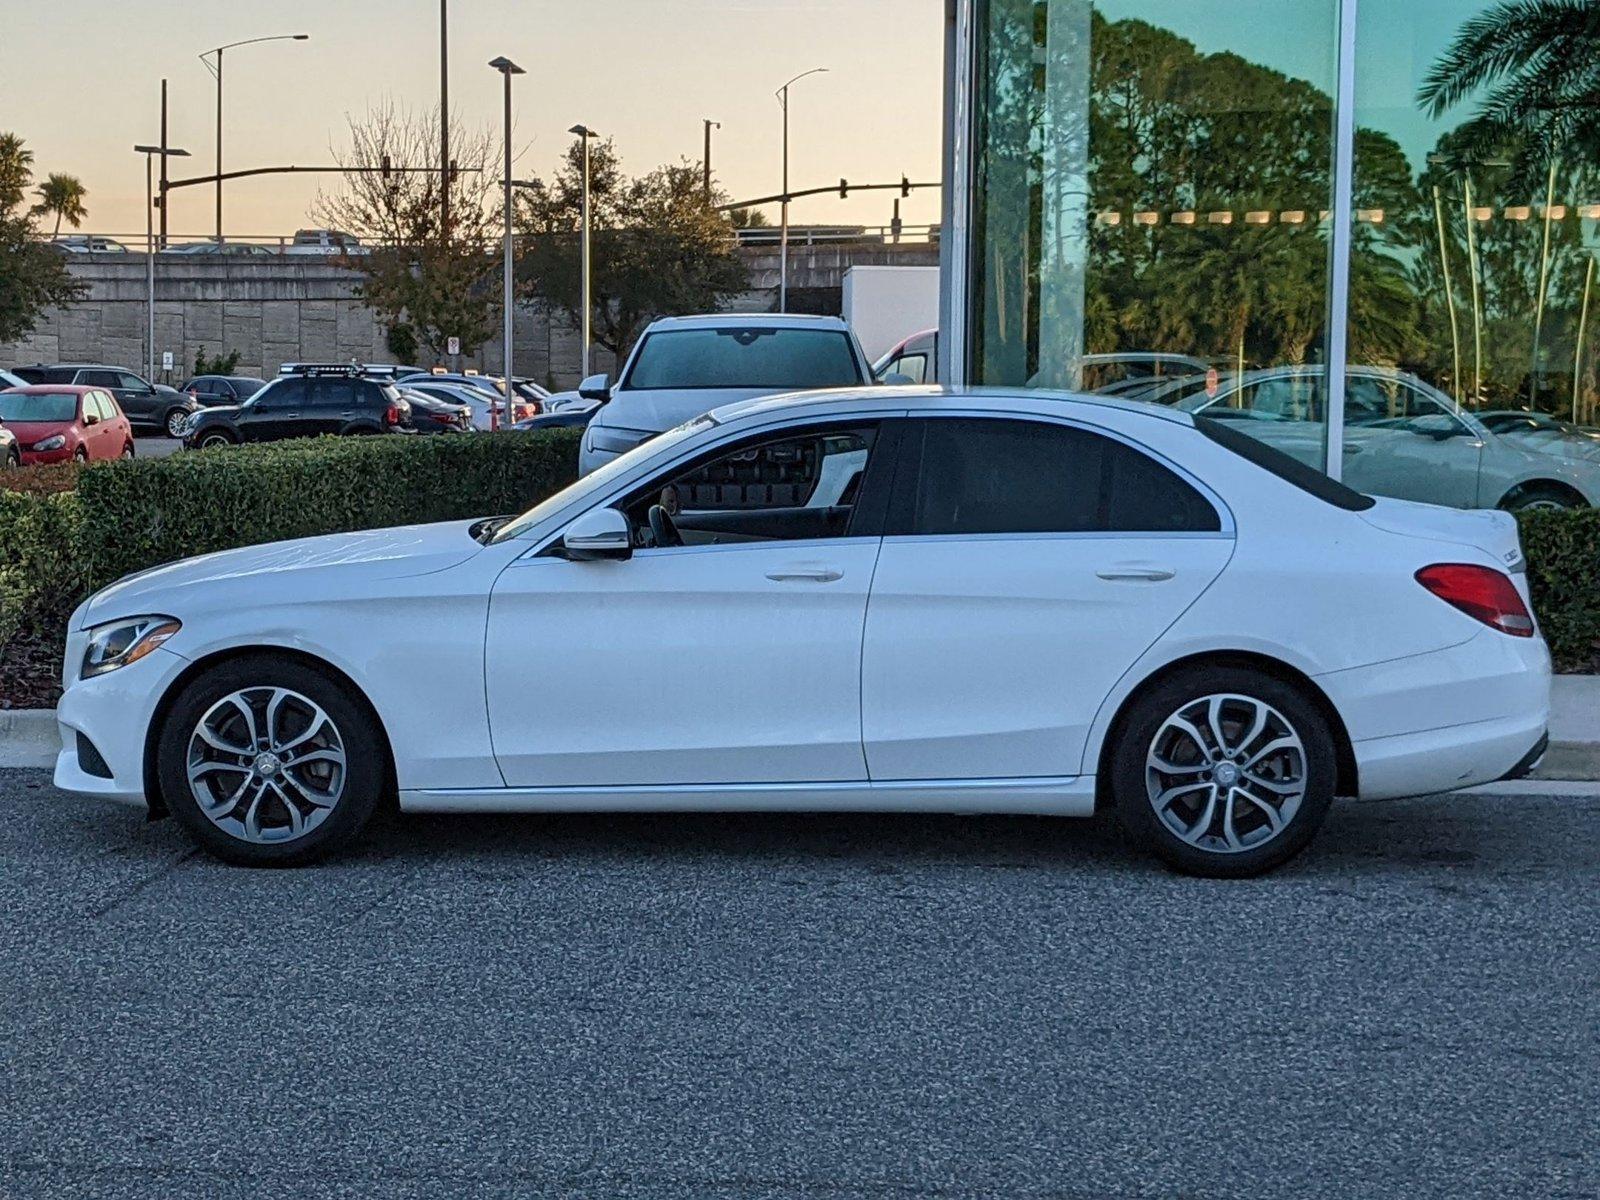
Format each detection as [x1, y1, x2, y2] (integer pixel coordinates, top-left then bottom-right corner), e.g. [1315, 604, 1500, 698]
[1096, 566, 1176, 582]
[766, 568, 843, 583]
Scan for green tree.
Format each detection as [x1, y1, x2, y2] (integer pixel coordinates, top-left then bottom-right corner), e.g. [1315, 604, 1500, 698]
[317, 104, 503, 359]
[31, 173, 88, 239]
[516, 140, 750, 359]
[1418, 0, 1600, 178]
[0, 133, 84, 344]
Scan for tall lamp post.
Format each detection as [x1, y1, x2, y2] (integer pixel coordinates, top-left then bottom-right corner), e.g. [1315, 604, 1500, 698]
[569, 124, 600, 378]
[775, 67, 827, 313]
[135, 143, 191, 382]
[703, 118, 720, 198]
[199, 34, 309, 244]
[489, 57, 525, 415]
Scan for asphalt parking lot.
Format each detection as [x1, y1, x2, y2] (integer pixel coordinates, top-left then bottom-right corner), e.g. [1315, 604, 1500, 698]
[135, 435, 182, 459]
[2, 770, 1595, 1200]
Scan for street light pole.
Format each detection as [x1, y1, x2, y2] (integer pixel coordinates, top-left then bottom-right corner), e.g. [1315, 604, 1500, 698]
[200, 34, 309, 244]
[135, 143, 191, 382]
[569, 125, 599, 378]
[490, 57, 525, 412]
[703, 118, 720, 199]
[775, 68, 826, 313]
[440, 0, 450, 241]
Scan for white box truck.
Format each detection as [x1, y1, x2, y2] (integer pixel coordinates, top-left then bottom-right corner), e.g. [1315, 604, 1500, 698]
[841, 265, 941, 365]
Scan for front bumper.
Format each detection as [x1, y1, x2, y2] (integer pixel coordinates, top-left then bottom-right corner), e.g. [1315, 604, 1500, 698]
[53, 644, 191, 808]
[20, 447, 73, 466]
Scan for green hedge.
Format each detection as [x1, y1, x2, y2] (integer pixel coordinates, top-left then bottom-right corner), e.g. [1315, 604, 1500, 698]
[0, 430, 581, 660]
[1516, 508, 1600, 672]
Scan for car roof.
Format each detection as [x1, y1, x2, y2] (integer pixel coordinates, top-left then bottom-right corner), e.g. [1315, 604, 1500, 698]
[644, 313, 851, 332]
[708, 385, 1198, 428]
[4, 385, 94, 395]
[27, 363, 132, 371]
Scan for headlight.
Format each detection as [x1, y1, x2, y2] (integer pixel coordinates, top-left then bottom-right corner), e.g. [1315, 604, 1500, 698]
[587, 425, 653, 456]
[81, 616, 181, 679]
[33, 435, 67, 451]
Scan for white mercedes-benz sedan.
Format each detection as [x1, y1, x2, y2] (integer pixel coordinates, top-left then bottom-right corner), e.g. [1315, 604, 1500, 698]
[54, 387, 1552, 877]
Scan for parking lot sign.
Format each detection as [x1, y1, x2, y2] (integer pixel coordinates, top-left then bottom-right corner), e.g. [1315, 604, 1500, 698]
[162, 351, 174, 372]
[447, 337, 461, 357]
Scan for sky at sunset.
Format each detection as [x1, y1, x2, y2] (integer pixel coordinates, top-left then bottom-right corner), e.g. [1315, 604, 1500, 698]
[6, 0, 945, 241]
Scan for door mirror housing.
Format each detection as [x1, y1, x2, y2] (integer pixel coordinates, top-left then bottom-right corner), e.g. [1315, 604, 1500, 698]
[561, 507, 632, 561]
[83, 411, 99, 426]
[577, 373, 612, 402]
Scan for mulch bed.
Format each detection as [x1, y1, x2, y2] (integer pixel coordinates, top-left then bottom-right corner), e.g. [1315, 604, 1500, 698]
[0, 634, 63, 710]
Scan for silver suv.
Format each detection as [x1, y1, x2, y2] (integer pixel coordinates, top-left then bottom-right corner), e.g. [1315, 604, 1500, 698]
[578, 314, 875, 475]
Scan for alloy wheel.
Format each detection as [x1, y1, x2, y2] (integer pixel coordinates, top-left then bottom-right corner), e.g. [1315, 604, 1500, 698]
[186, 687, 348, 844]
[1145, 693, 1306, 854]
[167, 411, 188, 438]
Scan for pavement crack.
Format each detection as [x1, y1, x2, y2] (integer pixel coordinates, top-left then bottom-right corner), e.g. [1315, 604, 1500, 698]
[88, 847, 201, 920]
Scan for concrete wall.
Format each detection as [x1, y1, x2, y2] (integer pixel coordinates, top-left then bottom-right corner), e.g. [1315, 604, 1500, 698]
[0, 242, 940, 389]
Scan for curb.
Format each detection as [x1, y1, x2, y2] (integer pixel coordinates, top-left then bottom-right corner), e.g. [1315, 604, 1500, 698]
[0, 709, 60, 770]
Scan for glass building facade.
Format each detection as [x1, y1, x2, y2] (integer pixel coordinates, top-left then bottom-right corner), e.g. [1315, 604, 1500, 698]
[941, 0, 1600, 500]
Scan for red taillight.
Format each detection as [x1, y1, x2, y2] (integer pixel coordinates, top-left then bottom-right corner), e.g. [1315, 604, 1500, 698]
[384, 404, 401, 426]
[1415, 564, 1535, 637]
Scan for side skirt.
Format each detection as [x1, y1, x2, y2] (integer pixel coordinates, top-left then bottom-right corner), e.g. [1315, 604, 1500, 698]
[400, 775, 1097, 816]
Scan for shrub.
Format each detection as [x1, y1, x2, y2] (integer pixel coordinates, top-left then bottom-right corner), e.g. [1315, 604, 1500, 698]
[1516, 508, 1600, 672]
[192, 347, 242, 376]
[0, 430, 581, 676]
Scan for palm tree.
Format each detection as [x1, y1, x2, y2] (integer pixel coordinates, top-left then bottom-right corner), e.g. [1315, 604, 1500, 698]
[0, 132, 35, 212]
[32, 173, 88, 239]
[1418, 0, 1600, 174]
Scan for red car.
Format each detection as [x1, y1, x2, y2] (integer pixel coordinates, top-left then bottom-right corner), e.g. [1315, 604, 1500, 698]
[0, 385, 135, 465]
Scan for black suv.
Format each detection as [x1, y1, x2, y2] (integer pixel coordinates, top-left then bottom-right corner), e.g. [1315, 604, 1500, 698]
[12, 364, 198, 438]
[183, 365, 414, 449]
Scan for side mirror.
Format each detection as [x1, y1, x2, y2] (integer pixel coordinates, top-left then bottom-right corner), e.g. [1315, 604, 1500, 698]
[83, 411, 99, 426]
[578, 373, 612, 402]
[561, 507, 632, 561]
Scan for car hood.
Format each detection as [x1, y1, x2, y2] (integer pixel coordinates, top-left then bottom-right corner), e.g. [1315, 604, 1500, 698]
[4, 421, 73, 443]
[82, 519, 486, 627]
[597, 387, 776, 432]
[1499, 429, 1600, 464]
[195, 404, 244, 421]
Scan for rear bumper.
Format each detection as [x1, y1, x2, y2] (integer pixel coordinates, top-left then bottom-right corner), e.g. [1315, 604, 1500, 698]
[1318, 628, 1552, 800]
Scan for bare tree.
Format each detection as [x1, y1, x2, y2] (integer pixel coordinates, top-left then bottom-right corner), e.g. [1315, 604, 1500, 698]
[316, 103, 502, 360]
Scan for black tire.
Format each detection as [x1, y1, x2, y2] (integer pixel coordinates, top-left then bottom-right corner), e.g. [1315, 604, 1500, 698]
[196, 429, 236, 450]
[1110, 665, 1336, 879]
[3, 449, 17, 470]
[156, 654, 388, 867]
[1500, 483, 1585, 513]
[73, 447, 88, 464]
[165, 408, 190, 439]
[121, 442, 135, 460]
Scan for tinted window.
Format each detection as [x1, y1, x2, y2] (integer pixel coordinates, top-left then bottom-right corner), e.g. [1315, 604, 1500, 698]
[228, 377, 266, 397]
[79, 370, 121, 388]
[902, 418, 1220, 536]
[625, 328, 863, 390]
[1194, 416, 1375, 512]
[309, 378, 359, 407]
[14, 367, 74, 384]
[254, 380, 304, 409]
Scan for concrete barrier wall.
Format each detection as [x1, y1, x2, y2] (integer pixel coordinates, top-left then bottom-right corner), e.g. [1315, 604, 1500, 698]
[0, 243, 939, 390]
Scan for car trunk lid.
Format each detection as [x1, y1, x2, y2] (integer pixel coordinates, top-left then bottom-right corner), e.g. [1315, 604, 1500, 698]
[1360, 497, 1532, 604]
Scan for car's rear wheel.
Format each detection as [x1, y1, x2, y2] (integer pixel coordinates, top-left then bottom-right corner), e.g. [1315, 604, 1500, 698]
[156, 655, 387, 866]
[1500, 482, 1585, 512]
[1111, 666, 1336, 878]
[165, 408, 190, 439]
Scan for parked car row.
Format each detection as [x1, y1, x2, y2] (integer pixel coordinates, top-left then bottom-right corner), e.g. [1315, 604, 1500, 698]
[11, 364, 198, 438]
[869, 335, 1600, 514]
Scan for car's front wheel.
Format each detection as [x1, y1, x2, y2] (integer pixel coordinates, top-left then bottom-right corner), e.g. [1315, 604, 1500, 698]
[195, 429, 236, 450]
[156, 655, 387, 866]
[1111, 666, 1336, 878]
[165, 408, 191, 439]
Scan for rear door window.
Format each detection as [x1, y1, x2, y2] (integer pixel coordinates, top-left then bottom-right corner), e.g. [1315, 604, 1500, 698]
[893, 417, 1221, 537]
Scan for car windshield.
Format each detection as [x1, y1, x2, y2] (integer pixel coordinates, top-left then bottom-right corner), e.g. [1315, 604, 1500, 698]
[229, 378, 266, 397]
[624, 328, 863, 390]
[0, 393, 77, 422]
[489, 416, 717, 545]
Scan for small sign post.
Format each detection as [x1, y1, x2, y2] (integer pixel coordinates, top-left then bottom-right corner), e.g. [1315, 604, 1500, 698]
[161, 350, 174, 374]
